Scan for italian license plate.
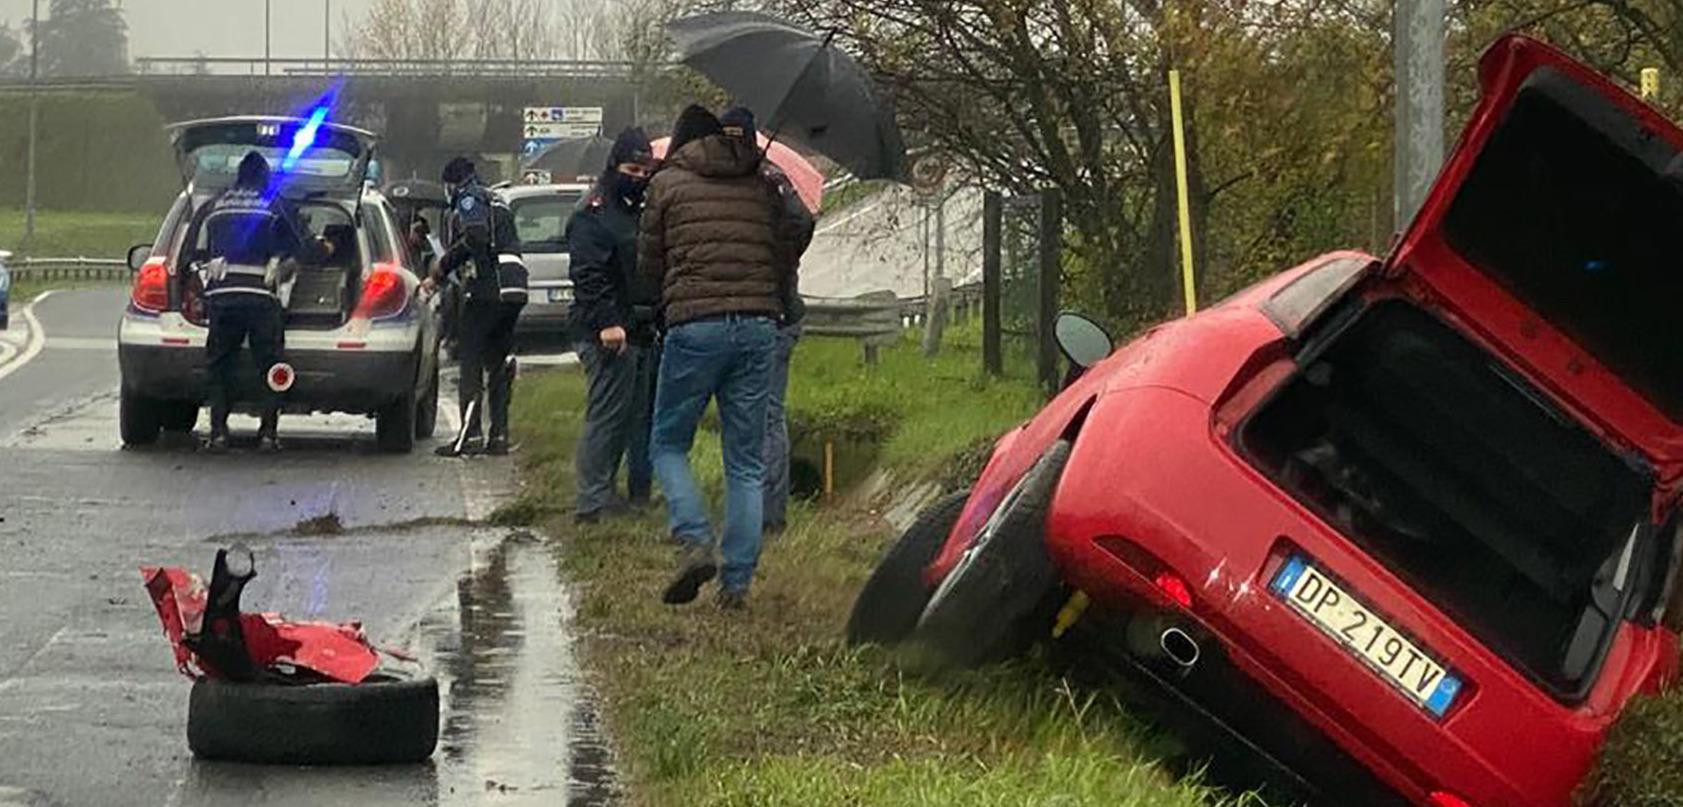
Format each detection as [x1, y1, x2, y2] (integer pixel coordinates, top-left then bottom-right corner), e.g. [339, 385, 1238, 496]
[1271, 556, 1463, 718]
[548, 288, 570, 303]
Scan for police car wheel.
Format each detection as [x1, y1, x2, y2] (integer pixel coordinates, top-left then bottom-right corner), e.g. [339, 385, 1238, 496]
[187, 674, 439, 765]
[375, 389, 417, 453]
[120, 387, 162, 446]
[414, 362, 439, 440]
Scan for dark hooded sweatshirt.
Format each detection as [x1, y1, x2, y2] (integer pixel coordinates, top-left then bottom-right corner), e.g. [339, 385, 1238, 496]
[638, 134, 787, 327]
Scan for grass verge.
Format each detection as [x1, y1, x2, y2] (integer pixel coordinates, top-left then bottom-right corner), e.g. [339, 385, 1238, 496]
[504, 333, 1249, 806]
[0, 208, 162, 259]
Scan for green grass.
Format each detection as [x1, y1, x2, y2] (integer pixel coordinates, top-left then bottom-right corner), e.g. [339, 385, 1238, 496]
[502, 332, 1252, 807]
[0, 208, 163, 259]
[1585, 688, 1683, 806]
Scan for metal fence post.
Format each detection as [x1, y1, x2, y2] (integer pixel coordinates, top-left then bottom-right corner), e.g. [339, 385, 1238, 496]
[1037, 190, 1063, 395]
[982, 191, 1003, 376]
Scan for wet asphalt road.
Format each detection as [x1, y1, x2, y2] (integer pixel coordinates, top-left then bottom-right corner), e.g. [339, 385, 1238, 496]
[0, 289, 609, 806]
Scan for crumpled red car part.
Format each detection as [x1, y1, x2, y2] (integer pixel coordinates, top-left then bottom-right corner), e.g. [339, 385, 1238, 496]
[141, 565, 380, 684]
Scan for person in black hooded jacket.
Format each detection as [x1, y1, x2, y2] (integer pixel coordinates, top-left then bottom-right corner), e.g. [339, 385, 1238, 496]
[566, 127, 658, 522]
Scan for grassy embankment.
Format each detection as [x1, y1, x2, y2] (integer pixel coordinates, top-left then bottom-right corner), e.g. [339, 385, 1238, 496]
[501, 326, 1262, 806]
[1, 208, 159, 304]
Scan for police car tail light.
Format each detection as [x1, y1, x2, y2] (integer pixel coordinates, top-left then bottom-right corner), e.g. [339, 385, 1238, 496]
[352, 264, 408, 320]
[131, 257, 170, 313]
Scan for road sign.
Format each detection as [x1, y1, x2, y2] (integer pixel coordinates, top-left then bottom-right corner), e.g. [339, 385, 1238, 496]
[522, 122, 601, 140]
[521, 169, 552, 185]
[522, 139, 559, 159]
[522, 106, 604, 125]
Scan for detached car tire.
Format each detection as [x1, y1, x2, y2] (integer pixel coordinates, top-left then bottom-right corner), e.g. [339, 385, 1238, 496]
[847, 490, 970, 647]
[187, 675, 439, 765]
[911, 439, 1072, 668]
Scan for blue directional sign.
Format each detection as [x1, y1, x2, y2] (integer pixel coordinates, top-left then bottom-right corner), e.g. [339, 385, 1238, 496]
[522, 139, 559, 159]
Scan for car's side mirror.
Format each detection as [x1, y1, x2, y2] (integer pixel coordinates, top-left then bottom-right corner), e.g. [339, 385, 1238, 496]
[1055, 312, 1113, 370]
[127, 244, 154, 273]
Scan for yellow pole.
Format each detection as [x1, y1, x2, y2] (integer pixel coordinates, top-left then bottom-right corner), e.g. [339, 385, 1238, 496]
[1641, 67, 1660, 101]
[824, 439, 835, 499]
[1169, 69, 1197, 316]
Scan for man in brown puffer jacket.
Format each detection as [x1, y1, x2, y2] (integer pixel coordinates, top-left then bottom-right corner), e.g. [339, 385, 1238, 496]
[640, 104, 790, 611]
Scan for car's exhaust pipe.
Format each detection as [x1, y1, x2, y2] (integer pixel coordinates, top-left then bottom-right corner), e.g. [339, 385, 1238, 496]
[1160, 627, 1200, 669]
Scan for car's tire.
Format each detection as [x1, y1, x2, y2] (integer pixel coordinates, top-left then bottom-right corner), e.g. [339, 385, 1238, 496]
[375, 388, 417, 453]
[119, 386, 162, 447]
[160, 402, 199, 433]
[187, 675, 439, 765]
[846, 490, 970, 647]
[414, 360, 439, 440]
[911, 439, 1072, 669]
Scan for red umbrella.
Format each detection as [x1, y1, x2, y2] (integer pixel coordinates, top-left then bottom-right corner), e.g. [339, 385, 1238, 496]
[652, 133, 824, 215]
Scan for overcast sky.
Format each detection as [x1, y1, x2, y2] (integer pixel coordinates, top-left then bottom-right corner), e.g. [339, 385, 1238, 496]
[1, 0, 380, 59]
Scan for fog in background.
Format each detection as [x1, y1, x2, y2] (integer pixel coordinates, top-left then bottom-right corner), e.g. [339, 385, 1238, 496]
[0, 0, 376, 59]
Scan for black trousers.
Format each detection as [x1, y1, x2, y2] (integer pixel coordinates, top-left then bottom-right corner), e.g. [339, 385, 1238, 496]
[206, 295, 285, 436]
[458, 299, 523, 440]
[575, 339, 658, 514]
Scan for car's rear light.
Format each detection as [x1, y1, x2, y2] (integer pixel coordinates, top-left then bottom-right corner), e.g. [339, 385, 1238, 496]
[1153, 571, 1194, 610]
[1428, 792, 1474, 807]
[351, 264, 409, 320]
[131, 257, 169, 313]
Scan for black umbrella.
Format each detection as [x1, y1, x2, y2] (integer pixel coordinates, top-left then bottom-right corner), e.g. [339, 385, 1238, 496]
[666, 11, 907, 181]
[527, 135, 616, 183]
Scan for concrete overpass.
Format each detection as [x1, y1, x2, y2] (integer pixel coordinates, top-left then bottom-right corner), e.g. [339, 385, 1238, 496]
[0, 57, 651, 183]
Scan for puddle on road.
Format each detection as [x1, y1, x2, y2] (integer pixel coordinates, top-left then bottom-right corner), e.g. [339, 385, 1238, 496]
[418, 534, 620, 805]
[171, 532, 618, 807]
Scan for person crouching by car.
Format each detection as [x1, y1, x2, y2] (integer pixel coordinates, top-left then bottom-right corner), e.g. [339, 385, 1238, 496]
[640, 105, 791, 611]
[425, 156, 526, 457]
[189, 150, 330, 454]
[567, 127, 659, 524]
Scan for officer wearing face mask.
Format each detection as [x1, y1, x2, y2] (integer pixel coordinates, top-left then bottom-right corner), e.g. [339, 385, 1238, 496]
[565, 127, 658, 523]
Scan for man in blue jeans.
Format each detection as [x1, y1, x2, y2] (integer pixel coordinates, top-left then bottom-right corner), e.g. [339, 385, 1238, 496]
[639, 105, 793, 609]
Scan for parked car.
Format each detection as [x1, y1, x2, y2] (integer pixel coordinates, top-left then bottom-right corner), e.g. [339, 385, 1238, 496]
[0, 250, 11, 331]
[118, 116, 442, 452]
[494, 182, 590, 338]
[849, 35, 1683, 806]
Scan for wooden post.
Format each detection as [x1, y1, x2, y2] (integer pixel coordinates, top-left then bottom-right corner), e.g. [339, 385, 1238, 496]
[823, 439, 835, 499]
[1037, 190, 1062, 395]
[982, 191, 1003, 376]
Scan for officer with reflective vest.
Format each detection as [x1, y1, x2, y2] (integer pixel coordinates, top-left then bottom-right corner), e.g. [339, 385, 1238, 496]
[191, 151, 329, 453]
[427, 157, 526, 456]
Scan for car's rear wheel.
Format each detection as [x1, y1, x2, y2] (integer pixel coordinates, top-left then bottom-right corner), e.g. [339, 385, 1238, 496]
[910, 440, 1072, 668]
[160, 402, 199, 433]
[376, 387, 417, 453]
[414, 360, 439, 440]
[846, 490, 970, 647]
[120, 386, 162, 447]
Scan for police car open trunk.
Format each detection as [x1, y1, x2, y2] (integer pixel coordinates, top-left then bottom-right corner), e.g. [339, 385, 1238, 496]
[166, 117, 380, 329]
[1241, 35, 1683, 703]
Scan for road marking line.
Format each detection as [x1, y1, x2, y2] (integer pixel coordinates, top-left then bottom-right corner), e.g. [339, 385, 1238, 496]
[0, 339, 14, 368]
[0, 292, 52, 383]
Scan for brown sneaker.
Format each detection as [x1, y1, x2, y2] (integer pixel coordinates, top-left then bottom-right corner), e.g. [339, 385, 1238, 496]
[662, 542, 717, 605]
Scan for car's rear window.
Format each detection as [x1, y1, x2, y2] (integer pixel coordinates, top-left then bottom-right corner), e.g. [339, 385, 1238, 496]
[510, 194, 582, 254]
[1442, 68, 1683, 422]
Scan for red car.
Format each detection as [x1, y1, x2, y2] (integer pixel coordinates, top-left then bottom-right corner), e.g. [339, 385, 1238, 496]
[849, 34, 1683, 807]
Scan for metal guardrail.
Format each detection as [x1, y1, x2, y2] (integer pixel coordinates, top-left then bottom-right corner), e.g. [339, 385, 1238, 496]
[801, 282, 983, 364]
[8, 257, 129, 283]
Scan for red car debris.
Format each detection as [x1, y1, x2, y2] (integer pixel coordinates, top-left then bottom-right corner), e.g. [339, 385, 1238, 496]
[851, 34, 1683, 806]
[143, 546, 439, 765]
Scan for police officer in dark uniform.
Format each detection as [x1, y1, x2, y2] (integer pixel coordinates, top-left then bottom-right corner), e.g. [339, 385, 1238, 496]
[428, 157, 525, 457]
[191, 151, 328, 454]
[566, 127, 657, 523]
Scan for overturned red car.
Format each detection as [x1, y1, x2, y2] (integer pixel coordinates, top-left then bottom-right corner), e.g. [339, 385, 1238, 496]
[849, 34, 1683, 806]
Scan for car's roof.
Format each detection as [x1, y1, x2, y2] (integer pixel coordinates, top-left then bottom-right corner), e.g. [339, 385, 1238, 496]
[497, 183, 592, 201]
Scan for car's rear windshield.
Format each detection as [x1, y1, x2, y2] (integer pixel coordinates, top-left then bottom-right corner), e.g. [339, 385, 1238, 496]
[510, 194, 582, 254]
[1442, 68, 1683, 422]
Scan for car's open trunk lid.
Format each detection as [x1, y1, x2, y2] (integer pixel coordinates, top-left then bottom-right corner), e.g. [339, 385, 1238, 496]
[169, 116, 377, 194]
[1386, 34, 1683, 473]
